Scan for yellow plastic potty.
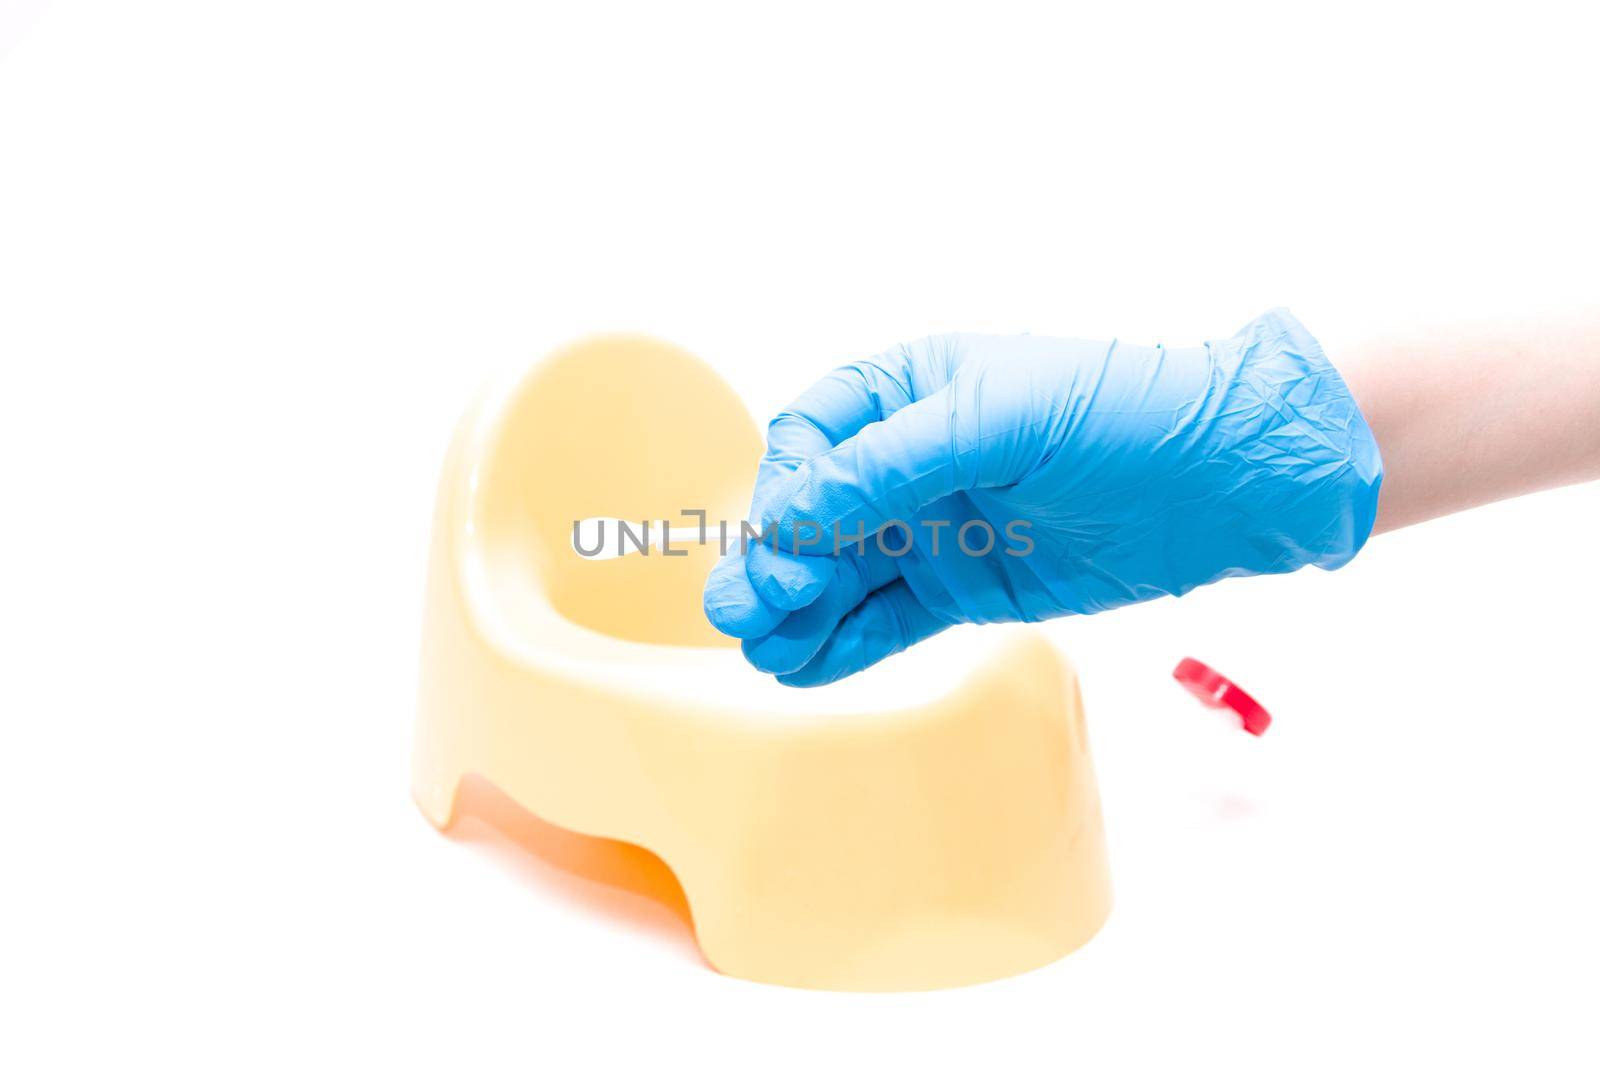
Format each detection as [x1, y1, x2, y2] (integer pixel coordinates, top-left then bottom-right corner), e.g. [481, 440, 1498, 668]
[412, 336, 1112, 991]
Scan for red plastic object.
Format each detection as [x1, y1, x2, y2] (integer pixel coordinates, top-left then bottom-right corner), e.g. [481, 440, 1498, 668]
[1172, 657, 1272, 736]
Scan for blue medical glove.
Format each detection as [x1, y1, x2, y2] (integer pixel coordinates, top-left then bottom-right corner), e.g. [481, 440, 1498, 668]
[703, 309, 1383, 686]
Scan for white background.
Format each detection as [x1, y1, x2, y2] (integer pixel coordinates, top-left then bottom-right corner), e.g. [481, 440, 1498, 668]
[3, 1, 1598, 1062]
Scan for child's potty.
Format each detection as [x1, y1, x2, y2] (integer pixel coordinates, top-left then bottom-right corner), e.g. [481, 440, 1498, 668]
[411, 336, 1112, 991]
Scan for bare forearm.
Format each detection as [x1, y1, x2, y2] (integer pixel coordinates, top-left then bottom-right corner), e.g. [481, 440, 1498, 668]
[1332, 315, 1600, 535]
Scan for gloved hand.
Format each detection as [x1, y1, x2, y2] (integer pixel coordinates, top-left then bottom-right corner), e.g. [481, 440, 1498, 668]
[703, 308, 1383, 686]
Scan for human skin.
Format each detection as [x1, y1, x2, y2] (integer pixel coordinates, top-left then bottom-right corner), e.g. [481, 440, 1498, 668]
[1334, 314, 1600, 534]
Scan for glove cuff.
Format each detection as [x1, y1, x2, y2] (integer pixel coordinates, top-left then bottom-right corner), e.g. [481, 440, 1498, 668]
[1222, 308, 1385, 572]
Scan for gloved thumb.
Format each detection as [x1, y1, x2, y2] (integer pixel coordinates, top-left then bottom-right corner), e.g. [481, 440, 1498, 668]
[758, 386, 966, 553]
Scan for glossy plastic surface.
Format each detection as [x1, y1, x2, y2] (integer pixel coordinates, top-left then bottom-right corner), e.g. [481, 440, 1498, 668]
[1173, 657, 1272, 735]
[411, 335, 1112, 990]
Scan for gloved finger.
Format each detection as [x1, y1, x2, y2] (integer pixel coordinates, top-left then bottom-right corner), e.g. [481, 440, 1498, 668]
[741, 543, 900, 675]
[731, 479, 825, 617]
[702, 550, 788, 639]
[775, 580, 952, 687]
[756, 349, 920, 500]
[745, 540, 836, 612]
[744, 348, 922, 609]
[760, 386, 966, 554]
